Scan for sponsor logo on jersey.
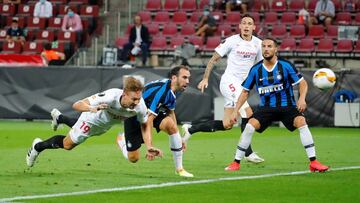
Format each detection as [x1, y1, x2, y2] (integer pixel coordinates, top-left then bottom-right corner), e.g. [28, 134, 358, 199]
[258, 84, 284, 95]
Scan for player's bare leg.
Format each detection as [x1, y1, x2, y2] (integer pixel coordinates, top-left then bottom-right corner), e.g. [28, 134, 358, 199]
[160, 117, 193, 177]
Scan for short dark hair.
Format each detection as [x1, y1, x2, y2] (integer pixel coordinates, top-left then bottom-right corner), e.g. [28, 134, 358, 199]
[44, 43, 52, 50]
[241, 14, 255, 23]
[262, 37, 278, 47]
[168, 65, 190, 79]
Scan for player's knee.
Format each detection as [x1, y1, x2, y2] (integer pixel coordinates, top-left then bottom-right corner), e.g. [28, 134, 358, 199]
[294, 116, 306, 128]
[128, 154, 139, 163]
[223, 122, 233, 130]
[248, 118, 260, 130]
[63, 144, 74, 150]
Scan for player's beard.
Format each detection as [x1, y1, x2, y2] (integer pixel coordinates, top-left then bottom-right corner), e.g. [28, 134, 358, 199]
[264, 54, 274, 61]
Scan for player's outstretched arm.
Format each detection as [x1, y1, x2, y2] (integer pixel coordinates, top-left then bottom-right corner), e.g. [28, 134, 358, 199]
[72, 98, 108, 113]
[297, 79, 308, 113]
[142, 113, 163, 160]
[197, 52, 221, 93]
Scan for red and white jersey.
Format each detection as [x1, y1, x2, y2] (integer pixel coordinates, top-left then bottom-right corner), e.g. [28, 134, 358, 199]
[215, 34, 263, 81]
[77, 88, 147, 135]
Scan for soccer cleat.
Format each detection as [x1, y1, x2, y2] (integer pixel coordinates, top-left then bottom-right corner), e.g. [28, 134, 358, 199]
[176, 169, 194, 178]
[26, 138, 42, 167]
[245, 152, 265, 163]
[225, 161, 240, 171]
[181, 124, 192, 142]
[50, 108, 62, 131]
[309, 160, 329, 172]
[116, 132, 128, 159]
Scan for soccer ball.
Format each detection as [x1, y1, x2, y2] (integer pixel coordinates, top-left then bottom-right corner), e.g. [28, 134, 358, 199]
[312, 68, 336, 90]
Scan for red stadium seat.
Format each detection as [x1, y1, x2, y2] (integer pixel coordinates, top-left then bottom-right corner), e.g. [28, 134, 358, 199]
[80, 5, 99, 18]
[48, 0, 67, 5]
[181, 0, 197, 11]
[0, 29, 8, 41]
[180, 23, 196, 36]
[115, 36, 128, 49]
[22, 42, 43, 55]
[17, 4, 35, 17]
[271, 0, 287, 12]
[162, 23, 178, 37]
[354, 13, 360, 25]
[251, 0, 269, 12]
[47, 17, 63, 30]
[248, 12, 260, 23]
[335, 40, 353, 52]
[58, 5, 78, 17]
[326, 25, 338, 39]
[138, 11, 152, 23]
[264, 12, 278, 25]
[188, 35, 203, 50]
[296, 38, 315, 52]
[289, 25, 306, 39]
[308, 25, 325, 39]
[198, 0, 210, 10]
[2, 41, 22, 54]
[0, 4, 15, 16]
[26, 30, 37, 41]
[354, 41, 360, 53]
[332, 0, 342, 11]
[172, 11, 188, 25]
[145, 0, 162, 11]
[163, 0, 179, 11]
[288, 0, 305, 12]
[36, 30, 55, 42]
[147, 23, 160, 36]
[52, 41, 65, 53]
[203, 36, 221, 51]
[307, 0, 317, 12]
[190, 11, 202, 24]
[271, 24, 287, 39]
[225, 12, 241, 25]
[280, 12, 297, 25]
[216, 24, 232, 37]
[279, 38, 296, 52]
[57, 31, 77, 43]
[69, 0, 89, 6]
[26, 17, 46, 30]
[335, 12, 352, 25]
[6, 17, 25, 28]
[154, 11, 170, 24]
[150, 36, 167, 51]
[168, 35, 185, 51]
[316, 38, 334, 52]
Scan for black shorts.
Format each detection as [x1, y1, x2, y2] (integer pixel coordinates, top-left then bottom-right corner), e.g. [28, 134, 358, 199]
[252, 106, 304, 133]
[123, 111, 168, 151]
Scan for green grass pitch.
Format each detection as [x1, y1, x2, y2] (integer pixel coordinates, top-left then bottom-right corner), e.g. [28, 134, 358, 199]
[0, 120, 359, 202]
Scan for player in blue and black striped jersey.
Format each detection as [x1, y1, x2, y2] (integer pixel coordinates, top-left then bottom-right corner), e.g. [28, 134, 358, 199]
[118, 65, 194, 177]
[225, 38, 329, 172]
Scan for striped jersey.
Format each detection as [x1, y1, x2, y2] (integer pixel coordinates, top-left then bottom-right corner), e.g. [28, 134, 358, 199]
[242, 59, 303, 107]
[143, 79, 176, 116]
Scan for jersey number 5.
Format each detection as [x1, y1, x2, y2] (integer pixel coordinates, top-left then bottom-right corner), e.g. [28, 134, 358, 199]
[80, 121, 91, 134]
[229, 84, 236, 92]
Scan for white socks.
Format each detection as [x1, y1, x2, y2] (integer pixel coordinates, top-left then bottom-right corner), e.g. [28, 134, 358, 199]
[235, 123, 255, 160]
[117, 133, 128, 159]
[299, 125, 316, 159]
[169, 132, 183, 170]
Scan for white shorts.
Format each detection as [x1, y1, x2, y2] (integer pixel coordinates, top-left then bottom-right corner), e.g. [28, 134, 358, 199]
[219, 75, 250, 118]
[69, 120, 106, 144]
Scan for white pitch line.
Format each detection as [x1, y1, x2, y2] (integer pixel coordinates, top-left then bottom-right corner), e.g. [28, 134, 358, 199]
[1, 166, 360, 202]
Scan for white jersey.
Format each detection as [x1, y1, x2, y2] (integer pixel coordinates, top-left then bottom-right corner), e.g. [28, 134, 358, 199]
[77, 88, 148, 136]
[215, 34, 263, 81]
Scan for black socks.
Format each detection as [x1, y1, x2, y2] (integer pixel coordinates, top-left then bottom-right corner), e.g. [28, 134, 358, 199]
[58, 115, 77, 127]
[34, 135, 65, 152]
[188, 120, 226, 135]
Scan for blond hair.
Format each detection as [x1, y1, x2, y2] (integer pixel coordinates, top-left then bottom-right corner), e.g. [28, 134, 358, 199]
[124, 76, 144, 92]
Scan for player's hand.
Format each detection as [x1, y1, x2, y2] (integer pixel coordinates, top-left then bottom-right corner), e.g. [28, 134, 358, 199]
[197, 79, 209, 93]
[230, 111, 239, 125]
[297, 99, 307, 113]
[145, 147, 163, 161]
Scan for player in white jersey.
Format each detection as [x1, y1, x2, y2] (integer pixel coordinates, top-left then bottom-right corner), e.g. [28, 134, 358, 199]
[182, 14, 264, 163]
[26, 77, 162, 167]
